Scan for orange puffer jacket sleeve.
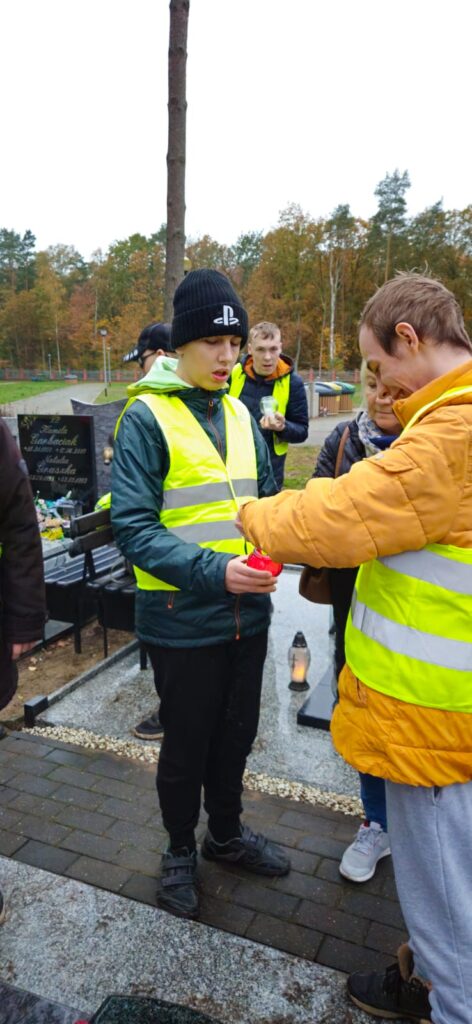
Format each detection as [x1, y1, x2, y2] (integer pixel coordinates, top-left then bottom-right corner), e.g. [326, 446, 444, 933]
[239, 406, 470, 566]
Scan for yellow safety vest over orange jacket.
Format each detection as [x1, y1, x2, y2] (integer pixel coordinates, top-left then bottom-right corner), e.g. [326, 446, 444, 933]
[239, 358, 472, 787]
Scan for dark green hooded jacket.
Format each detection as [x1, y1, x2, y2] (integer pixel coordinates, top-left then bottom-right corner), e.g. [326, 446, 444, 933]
[111, 356, 277, 647]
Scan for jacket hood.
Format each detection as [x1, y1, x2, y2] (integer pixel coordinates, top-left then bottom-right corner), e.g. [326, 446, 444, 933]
[394, 357, 472, 428]
[127, 355, 193, 397]
[241, 353, 294, 381]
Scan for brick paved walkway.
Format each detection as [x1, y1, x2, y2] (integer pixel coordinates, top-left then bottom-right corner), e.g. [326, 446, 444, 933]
[0, 731, 406, 975]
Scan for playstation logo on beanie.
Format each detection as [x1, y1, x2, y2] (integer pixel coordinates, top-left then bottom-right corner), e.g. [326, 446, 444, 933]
[171, 269, 248, 348]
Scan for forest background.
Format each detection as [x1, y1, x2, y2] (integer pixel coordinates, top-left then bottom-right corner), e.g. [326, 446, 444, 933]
[2, 169, 472, 376]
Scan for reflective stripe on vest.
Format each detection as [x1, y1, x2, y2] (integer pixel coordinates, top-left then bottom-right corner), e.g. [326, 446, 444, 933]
[131, 393, 257, 591]
[229, 364, 290, 456]
[346, 543, 472, 713]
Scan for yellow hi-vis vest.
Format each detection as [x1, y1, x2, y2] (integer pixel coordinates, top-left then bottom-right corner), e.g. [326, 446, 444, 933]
[132, 393, 258, 591]
[95, 492, 111, 511]
[229, 364, 290, 456]
[345, 386, 472, 714]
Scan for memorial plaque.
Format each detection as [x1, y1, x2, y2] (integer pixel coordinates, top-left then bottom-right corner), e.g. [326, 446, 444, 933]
[18, 413, 97, 511]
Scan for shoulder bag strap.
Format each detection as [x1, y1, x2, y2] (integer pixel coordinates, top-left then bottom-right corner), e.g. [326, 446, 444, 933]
[334, 425, 350, 478]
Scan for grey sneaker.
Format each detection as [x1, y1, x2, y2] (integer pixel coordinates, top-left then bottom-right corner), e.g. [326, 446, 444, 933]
[339, 821, 390, 882]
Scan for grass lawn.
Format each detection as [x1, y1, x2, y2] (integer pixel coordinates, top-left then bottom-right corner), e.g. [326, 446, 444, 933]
[94, 389, 319, 492]
[95, 383, 130, 404]
[0, 380, 70, 403]
[284, 444, 319, 490]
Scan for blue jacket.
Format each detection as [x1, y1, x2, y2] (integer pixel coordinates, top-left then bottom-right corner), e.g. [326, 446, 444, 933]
[111, 357, 277, 648]
[229, 354, 308, 489]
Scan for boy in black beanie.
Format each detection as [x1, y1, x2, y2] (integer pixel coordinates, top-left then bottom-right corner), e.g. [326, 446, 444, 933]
[112, 269, 290, 918]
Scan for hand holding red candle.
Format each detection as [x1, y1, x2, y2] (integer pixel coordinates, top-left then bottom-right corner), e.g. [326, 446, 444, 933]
[246, 548, 283, 576]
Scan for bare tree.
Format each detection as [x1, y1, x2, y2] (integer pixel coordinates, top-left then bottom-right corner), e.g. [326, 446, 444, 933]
[164, 0, 190, 320]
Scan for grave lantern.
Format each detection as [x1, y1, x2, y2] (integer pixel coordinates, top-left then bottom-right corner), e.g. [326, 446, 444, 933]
[288, 631, 311, 691]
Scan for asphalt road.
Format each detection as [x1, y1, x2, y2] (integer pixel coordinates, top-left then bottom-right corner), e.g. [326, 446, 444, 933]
[2, 383, 104, 415]
[3, 383, 358, 446]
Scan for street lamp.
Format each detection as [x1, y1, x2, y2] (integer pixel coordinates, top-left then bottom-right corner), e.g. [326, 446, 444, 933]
[48, 353, 52, 380]
[99, 328, 108, 395]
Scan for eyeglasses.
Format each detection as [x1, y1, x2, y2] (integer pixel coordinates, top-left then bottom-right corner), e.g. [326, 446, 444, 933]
[138, 350, 154, 369]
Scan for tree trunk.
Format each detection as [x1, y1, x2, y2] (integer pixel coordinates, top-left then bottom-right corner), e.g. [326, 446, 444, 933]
[384, 230, 392, 283]
[55, 314, 62, 374]
[164, 0, 189, 320]
[328, 252, 340, 367]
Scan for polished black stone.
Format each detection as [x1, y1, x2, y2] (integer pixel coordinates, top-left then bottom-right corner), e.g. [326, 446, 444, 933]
[0, 980, 83, 1023]
[90, 997, 221, 1024]
[297, 665, 334, 730]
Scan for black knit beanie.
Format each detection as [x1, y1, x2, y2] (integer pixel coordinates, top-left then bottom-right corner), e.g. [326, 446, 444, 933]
[171, 269, 248, 348]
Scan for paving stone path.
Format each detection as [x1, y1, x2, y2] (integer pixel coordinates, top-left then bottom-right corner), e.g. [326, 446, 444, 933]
[0, 730, 407, 977]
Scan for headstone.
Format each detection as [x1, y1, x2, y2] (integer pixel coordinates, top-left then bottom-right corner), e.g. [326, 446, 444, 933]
[0, 415, 20, 444]
[70, 398, 126, 500]
[18, 413, 97, 512]
[297, 665, 335, 730]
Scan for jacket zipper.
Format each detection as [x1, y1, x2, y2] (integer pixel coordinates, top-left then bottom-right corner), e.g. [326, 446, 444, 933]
[208, 398, 240, 638]
[207, 399, 225, 460]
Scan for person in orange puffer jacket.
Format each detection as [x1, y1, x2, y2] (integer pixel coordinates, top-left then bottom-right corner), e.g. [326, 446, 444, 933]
[237, 273, 472, 1024]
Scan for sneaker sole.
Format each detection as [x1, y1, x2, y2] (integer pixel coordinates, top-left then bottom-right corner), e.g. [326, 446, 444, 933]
[339, 846, 391, 883]
[156, 894, 199, 920]
[132, 729, 163, 740]
[201, 847, 290, 877]
[348, 992, 430, 1022]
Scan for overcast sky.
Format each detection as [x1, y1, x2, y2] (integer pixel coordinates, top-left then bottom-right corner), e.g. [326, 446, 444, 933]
[1, 0, 471, 259]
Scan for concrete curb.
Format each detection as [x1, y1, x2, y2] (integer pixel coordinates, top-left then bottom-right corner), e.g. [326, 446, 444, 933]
[23, 639, 139, 726]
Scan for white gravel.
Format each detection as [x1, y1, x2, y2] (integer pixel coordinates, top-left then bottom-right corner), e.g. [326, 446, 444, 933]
[29, 724, 363, 817]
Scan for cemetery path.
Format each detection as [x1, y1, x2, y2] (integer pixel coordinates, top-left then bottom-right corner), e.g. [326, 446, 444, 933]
[0, 729, 407, 980]
[3, 383, 103, 415]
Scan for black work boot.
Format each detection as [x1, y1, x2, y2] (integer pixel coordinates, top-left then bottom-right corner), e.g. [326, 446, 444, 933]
[201, 825, 290, 877]
[347, 944, 432, 1022]
[156, 848, 198, 919]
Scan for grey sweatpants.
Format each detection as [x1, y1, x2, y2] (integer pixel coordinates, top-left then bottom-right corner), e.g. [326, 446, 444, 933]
[386, 779, 472, 1024]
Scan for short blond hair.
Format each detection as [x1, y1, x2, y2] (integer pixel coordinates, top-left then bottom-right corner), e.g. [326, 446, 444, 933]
[249, 322, 281, 346]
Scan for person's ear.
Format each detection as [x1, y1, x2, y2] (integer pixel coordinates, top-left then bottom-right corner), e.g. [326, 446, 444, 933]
[394, 322, 420, 352]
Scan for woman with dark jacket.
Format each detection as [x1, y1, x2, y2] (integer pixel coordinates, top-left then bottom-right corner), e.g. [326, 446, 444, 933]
[313, 368, 400, 883]
[0, 419, 46, 921]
